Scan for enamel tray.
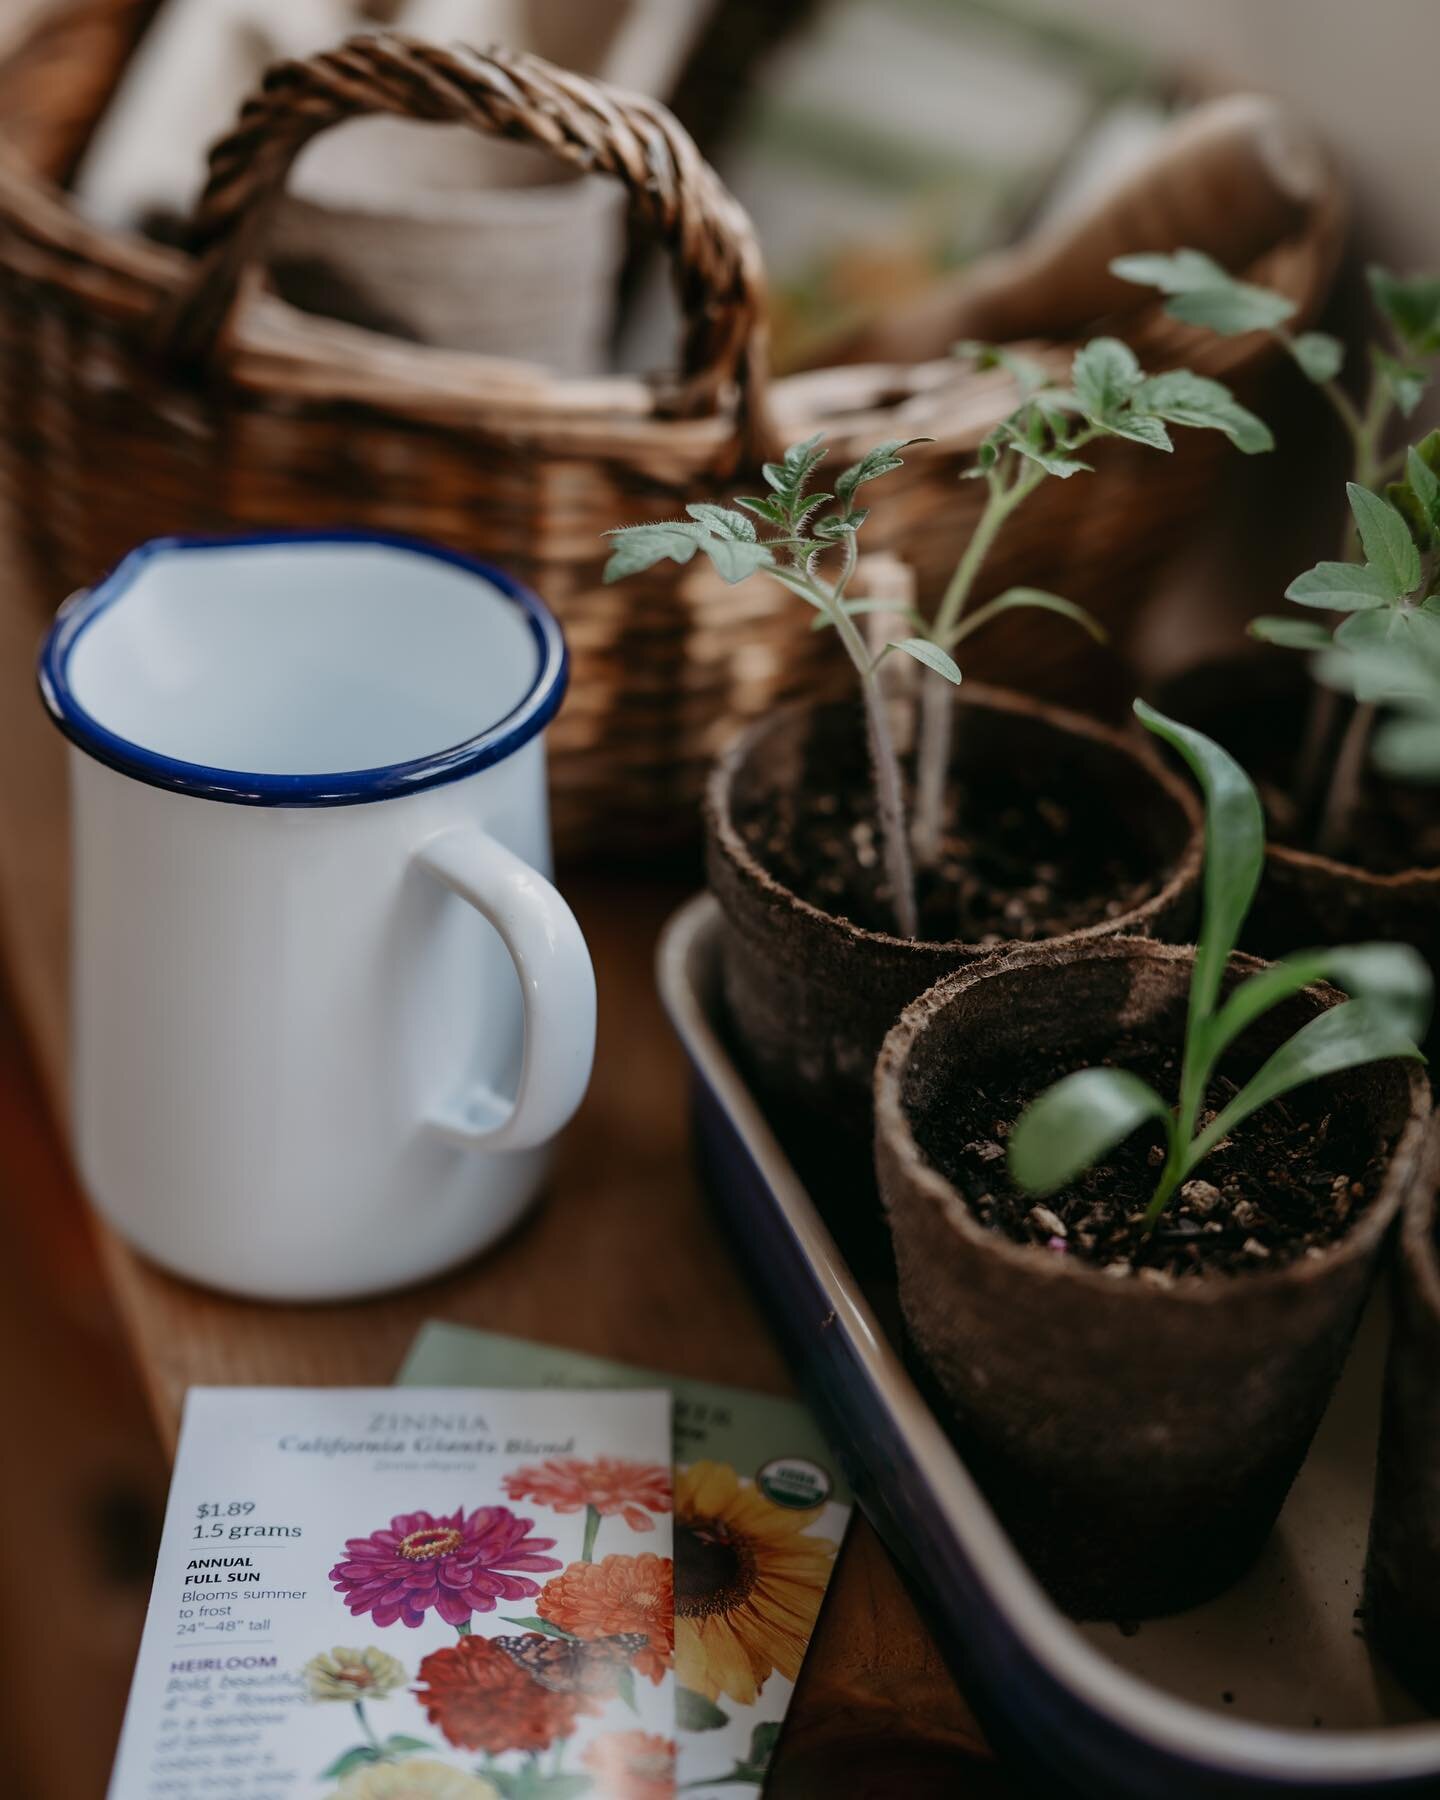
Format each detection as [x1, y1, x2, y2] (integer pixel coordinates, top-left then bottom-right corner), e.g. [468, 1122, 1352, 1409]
[657, 894, 1440, 1799]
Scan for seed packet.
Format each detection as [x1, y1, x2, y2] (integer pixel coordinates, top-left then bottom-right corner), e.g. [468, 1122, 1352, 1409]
[399, 1323, 853, 1798]
[109, 1386, 673, 1800]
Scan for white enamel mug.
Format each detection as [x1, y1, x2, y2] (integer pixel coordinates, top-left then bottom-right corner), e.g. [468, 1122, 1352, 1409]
[39, 532, 596, 1302]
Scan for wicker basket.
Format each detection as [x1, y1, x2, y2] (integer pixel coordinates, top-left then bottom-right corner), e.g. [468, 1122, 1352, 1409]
[0, 4, 1343, 853]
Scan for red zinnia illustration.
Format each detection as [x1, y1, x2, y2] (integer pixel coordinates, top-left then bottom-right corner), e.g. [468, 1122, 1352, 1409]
[415, 1637, 591, 1755]
[330, 1507, 561, 1629]
[583, 1730, 677, 1800]
[537, 1553, 675, 1684]
[503, 1458, 672, 1533]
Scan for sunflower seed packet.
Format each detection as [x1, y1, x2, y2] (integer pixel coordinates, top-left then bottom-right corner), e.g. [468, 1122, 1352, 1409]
[399, 1323, 854, 1798]
[108, 1385, 675, 1800]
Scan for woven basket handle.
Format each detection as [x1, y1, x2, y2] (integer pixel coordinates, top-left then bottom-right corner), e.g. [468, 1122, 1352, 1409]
[158, 34, 772, 453]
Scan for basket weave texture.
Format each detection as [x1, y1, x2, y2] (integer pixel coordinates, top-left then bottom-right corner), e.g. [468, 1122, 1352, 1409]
[0, 4, 1343, 851]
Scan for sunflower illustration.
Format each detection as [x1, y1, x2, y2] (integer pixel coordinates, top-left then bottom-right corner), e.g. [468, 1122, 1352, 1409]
[673, 1460, 837, 1706]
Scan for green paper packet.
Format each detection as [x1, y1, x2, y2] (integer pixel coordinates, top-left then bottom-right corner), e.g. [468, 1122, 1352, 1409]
[399, 1322, 852, 1797]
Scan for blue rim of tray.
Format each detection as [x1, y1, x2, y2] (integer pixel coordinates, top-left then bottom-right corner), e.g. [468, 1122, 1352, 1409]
[658, 893, 1440, 1798]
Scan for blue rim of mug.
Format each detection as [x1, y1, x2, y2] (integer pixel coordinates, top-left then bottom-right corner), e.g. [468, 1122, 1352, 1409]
[37, 530, 570, 807]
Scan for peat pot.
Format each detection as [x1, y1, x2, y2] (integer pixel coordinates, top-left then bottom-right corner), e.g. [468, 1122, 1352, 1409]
[875, 936, 1430, 1621]
[1366, 1117, 1440, 1713]
[705, 687, 1202, 1161]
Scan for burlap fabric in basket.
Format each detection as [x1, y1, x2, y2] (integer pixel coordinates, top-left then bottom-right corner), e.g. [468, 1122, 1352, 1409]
[0, 5, 1343, 853]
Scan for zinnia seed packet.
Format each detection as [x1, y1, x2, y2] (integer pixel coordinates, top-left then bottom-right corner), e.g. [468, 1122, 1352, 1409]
[108, 1386, 674, 1800]
[399, 1324, 854, 1798]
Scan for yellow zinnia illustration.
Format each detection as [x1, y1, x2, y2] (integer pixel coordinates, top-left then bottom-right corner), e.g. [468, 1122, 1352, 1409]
[673, 1459, 837, 1706]
[304, 1645, 408, 1703]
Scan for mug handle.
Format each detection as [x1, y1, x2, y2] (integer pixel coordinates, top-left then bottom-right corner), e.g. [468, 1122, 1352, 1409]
[415, 827, 596, 1154]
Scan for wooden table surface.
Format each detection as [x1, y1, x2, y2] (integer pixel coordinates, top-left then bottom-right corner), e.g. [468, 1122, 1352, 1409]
[0, 575, 1020, 1798]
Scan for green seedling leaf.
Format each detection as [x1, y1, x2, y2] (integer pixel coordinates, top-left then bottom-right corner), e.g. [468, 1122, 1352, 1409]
[1072, 336, 1143, 420]
[1385, 436, 1440, 551]
[1368, 267, 1440, 355]
[1134, 701, 1265, 1019]
[763, 432, 827, 502]
[1333, 608, 1440, 701]
[1195, 998, 1423, 1162]
[1346, 483, 1421, 597]
[836, 438, 928, 508]
[676, 1686, 730, 1731]
[1006, 433, 1092, 479]
[1103, 410, 1174, 452]
[1374, 712, 1440, 782]
[1248, 615, 1335, 650]
[1373, 350, 1430, 419]
[602, 522, 706, 581]
[1284, 560, 1394, 611]
[734, 494, 789, 528]
[699, 538, 778, 585]
[1111, 246, 1296, 334]
[1204, 943, 1433, 1072]
[686, 503, 757, 541]
[1164, 282, 1297, 336]
[1110, 248, 1233, 294]
[1008, 1068, 1170, 1197]
[1407, 443, 1440, 532]
[1134, 371, 1274, 453]
[786, 492, 837, 536]
[885, 638, 961, 683]
[1323, 944, 1435, 1043]
[378, 1735, 434, 1756]
[1289, 331, 1345, 383]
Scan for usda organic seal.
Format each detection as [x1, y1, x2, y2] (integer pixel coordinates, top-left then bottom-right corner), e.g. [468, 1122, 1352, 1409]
[756, 1456, 832, 1510]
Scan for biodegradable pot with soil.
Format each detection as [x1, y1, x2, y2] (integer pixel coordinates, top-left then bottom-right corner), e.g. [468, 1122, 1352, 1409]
[1366, 1118, 1440, 1714]
[874, 704, 1432, 1621]
[875, 933, 1429, 1620]
[705, 685, 1201, 1139]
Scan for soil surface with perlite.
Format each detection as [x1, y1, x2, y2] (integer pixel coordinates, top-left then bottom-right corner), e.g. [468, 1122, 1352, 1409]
[737, 765, 1159, 943]
[918, 1036, 1392, 1279]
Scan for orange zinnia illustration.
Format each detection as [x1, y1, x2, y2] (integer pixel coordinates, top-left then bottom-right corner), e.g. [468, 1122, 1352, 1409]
[414, 1636, 592, 1756]
[536, 1552, 675, 1684]
[673, 1460, 837, 1706]
[503, 1457, 672, 1534]
[582, 1730, 677, 1800]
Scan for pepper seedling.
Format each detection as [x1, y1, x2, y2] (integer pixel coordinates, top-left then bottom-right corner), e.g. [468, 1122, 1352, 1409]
[1008, 701, 1429, 1230]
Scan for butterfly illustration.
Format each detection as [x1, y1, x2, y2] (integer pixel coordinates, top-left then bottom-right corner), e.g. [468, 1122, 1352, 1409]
[494, 1632, 648, 1698]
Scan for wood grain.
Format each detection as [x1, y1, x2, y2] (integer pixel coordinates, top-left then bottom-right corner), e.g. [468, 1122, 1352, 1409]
[0, 566, 996, 1790]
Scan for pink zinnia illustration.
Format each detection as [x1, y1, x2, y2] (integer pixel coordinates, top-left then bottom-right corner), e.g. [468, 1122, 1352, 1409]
[330, 1506, 561, 1629]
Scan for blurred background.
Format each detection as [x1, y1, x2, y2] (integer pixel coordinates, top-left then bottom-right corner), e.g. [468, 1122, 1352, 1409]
[1, 2, 1437, 1794]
